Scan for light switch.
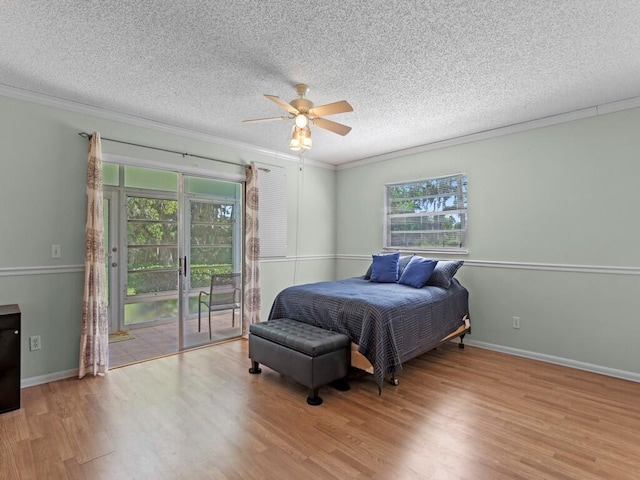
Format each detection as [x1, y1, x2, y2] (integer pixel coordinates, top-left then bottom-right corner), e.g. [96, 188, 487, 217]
[51, 244, 61, 258]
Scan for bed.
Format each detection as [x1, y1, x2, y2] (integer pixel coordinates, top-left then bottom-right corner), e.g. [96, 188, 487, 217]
[268, 259, 470, 390]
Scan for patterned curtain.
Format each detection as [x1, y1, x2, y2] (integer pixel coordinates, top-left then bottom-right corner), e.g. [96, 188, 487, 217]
[79, 132, 109, 378]
[243, 163, 260, 335]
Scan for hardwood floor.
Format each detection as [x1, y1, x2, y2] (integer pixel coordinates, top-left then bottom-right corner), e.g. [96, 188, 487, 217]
[1, 340, 639, 479]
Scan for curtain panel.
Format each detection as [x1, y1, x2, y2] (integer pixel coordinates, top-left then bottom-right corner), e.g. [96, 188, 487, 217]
[79, 132, 109, 378]
[243, 163, 260, 335]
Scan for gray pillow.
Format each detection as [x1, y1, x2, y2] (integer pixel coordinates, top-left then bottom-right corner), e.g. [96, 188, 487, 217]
[364, 254, 414, 280]
[425, 260, 464, 288]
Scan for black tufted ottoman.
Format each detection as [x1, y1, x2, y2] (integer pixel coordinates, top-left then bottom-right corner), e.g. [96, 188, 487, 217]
[248, 318, 351, 405]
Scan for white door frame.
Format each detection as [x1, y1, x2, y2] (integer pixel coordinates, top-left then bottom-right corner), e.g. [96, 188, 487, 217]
[103, 189, 121, 334]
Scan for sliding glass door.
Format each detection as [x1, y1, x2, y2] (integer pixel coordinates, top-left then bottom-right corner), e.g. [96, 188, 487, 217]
[104, 163, 242, 358]
[180, 177, 242, 349]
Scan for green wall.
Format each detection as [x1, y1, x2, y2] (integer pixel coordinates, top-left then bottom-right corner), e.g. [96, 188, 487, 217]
[336, 107, 640, 378]
[0, 94, 336, 384]
[3, 89, 638, 384]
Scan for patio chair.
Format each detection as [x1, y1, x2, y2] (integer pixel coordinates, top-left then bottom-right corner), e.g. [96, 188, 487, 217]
[198, 272, 241, 339]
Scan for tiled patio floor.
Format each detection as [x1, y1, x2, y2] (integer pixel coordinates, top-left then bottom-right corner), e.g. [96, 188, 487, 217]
[109, 312, 240, 367]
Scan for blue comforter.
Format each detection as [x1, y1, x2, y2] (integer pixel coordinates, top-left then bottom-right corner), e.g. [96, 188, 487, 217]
[268, 276, 470, 389]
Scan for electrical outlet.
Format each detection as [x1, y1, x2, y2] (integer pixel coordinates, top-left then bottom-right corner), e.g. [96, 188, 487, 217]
[30, 335, 41, 351]
[51, 244, 61, 258]
[513, 316, 521, 329]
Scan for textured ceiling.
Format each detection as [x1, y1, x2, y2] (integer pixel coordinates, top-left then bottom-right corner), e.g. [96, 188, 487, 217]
[2, 1, 640, 165]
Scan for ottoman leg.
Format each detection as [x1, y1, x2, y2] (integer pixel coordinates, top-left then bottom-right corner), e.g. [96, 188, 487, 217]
[307, 388, 323, 406]
[248, 360, 262, 374]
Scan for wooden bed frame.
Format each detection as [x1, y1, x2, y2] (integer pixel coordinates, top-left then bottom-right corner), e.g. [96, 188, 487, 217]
[350, 315, 471, 383]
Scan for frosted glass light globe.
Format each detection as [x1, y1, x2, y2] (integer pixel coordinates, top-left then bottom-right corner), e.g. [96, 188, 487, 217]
[295, 114, 308, 128]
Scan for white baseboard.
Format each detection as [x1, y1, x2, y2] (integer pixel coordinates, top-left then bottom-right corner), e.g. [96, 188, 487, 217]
[21, 340, 639, 388]
[464, 339, 640, 383]
[21, 368, 78, 388]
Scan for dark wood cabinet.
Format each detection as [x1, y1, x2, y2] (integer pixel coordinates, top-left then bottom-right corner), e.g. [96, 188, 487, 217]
[0, 304, 20, 414]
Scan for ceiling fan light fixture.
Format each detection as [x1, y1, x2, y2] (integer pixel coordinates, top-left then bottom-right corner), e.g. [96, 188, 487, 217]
[300, 127, 312, 149]
[290, 127, 302, 151]
[289, 136, 301, 151]
[290, 126, 312, 151]
[295, 114, 308, 128]
[245, 84, 352, 151]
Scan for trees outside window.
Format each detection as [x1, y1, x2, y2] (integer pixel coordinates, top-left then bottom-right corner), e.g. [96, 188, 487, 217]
[385, 174, 467, 251]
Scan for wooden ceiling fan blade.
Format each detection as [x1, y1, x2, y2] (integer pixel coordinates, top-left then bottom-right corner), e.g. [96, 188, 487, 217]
[243, 115, 291, 124]
[264, 95, 299, 115]
[308, 100, 353, 117]
[312, 117, 352, 136]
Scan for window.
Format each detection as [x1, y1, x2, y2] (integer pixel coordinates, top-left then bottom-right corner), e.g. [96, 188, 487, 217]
[385, 173, 468, 252]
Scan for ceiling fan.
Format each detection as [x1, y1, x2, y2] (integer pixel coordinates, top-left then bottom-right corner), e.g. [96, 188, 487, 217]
[243, 84, 353, 151]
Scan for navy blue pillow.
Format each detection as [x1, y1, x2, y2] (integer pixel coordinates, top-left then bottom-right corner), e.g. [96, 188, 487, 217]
[364, 254, 413, 280]
[426, 260, 464, 288]
[369, 252, 400, 283]
[398, 254, 415, 278]
[398, 257, 438, 288]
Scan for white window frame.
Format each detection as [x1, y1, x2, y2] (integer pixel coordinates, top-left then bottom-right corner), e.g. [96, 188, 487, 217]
[384, 173, 468, 254]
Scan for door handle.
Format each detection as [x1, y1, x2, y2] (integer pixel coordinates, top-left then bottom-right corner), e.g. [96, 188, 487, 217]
[183, 256, 187, 277]
[111, 262, 118, 267]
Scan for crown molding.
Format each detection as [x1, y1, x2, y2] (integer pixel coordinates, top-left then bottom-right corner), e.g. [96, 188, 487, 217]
[3, 83, 637, 172]
[0, 84, 335, 171]
[596, 95, 640, 115]
[337, 96, 640, 171]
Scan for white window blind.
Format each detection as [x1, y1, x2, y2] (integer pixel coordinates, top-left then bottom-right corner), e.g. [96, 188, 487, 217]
[385, 173, 468, 251]
[258, 165, 287, 258]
